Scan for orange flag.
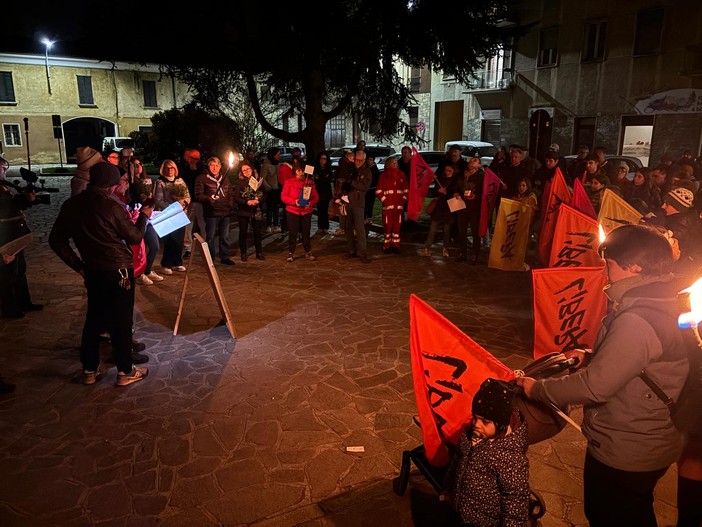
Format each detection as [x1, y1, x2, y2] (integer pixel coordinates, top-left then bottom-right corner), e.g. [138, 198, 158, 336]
[407, 147, 436, 221]
[479, 168, 502, 237]
[548, 204, 602, 267]
[572, 178, 597, 219]
[488, 198, 533, 271]
[537, 168, 571, 265]
[598, 188, 643, 234]
[532, 267, 608, 359]
[409, 294, 515, 466]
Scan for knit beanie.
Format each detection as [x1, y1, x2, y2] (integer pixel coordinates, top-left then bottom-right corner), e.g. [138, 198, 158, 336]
[472, 378, 516, 429]
[89, 163, 121, 188]
[75, 147, 102, 169]
[664, 187, 694, 213]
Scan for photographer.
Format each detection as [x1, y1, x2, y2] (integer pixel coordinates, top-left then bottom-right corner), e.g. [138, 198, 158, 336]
[0, 155, 43, 318]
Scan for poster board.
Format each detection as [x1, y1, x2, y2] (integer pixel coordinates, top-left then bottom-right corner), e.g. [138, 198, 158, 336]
[173, 233, 236, 338]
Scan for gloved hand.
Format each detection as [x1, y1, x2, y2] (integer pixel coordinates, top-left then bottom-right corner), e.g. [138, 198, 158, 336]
[341, 181, 352, 193]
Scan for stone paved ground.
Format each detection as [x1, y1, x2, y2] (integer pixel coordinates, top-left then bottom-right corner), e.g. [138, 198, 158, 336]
[0, 172, 679, 526]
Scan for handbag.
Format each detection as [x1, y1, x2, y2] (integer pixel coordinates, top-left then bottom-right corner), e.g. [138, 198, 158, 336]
[425, 198, 438, 215]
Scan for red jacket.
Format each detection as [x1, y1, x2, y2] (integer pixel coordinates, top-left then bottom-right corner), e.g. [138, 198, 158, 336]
[375, 167, 408, 210]
[278, 162, 294, 187]
[281, 175, 319, 216]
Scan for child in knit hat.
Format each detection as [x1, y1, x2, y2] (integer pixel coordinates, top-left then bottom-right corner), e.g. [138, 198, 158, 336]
[444, 378, 530, 526]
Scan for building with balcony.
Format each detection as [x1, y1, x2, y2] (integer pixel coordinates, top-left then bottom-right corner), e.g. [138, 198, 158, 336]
[428, 0, 702, 164]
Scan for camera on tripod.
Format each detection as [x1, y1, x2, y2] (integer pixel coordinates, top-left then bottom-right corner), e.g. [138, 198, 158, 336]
[14, 167, 60, 205]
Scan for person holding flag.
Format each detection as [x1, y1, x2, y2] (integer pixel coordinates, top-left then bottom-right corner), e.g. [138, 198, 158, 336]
[456, 155, 484, 263]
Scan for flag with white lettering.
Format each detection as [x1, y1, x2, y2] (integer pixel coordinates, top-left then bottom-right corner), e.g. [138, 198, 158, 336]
[488, 198, 533, 271]
[479, 168, 502, 237]
[537, 168, 571, 265]
[598, 188, 643, 234]
[548, 204, 602, 267]
[409, 294, 515, 466]
[532, 267, 608, 359]
[407, 148, 436, 221]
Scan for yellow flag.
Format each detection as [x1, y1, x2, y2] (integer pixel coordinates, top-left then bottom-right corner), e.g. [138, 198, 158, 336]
[489, 198, 533, 271]
[598, 189, 642, 233]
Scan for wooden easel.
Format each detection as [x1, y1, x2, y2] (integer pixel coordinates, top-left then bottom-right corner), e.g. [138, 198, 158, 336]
[173, 233, 236, 338]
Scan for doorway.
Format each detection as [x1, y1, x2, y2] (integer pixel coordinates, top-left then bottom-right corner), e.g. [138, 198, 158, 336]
[528, 109, 552, 159]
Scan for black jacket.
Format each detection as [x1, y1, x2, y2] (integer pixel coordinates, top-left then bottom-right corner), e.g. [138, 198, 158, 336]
[49, 186, 148, 273]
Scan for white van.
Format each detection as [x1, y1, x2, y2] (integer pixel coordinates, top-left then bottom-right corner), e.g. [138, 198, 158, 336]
[102, 136, 134, 152]
[444, 140, 498, 167]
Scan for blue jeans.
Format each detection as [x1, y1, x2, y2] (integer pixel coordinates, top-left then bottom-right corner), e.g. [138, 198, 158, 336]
[205, 216, 232, 261]
[143, 223, 159, 274]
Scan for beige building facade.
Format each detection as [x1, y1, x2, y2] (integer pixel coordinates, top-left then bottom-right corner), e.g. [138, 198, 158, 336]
[0, 53, 190, 166]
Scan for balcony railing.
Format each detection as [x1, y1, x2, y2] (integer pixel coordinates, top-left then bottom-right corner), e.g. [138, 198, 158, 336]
[462, 69, 514, 92]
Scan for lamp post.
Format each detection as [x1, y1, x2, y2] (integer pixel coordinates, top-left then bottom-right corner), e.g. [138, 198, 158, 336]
[41, 38, 54, 95]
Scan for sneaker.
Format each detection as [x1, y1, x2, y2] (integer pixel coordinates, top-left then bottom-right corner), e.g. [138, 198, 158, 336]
[82, 368, 104, 385]
[137, 274, 153, 285]
[305, 253, 316, 261]
[132, 340, 146, 353]
[147, 271, 164, 282]
[442, 248, 450, 258]
[116, 366, 149, 387]
[160, 266, 173, 275]
[287, 253, 294, 263]
[130, 352, 149, 364]
[172, 265, 187, 272]
[421, 248, 431, 257]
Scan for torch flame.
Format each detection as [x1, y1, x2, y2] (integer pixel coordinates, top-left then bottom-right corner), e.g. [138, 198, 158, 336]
[228, 152, 235, 168]
[678, 277, 702, 328]
[598, 224, 606, 244]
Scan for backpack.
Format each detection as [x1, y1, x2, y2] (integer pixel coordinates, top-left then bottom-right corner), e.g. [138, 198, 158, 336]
[624, 305, 702, 435]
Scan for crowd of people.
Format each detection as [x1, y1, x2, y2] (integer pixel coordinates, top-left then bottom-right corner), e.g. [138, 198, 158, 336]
[2, 139, 701, 525]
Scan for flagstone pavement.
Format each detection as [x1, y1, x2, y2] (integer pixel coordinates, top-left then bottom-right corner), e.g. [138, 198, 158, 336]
[0, 173, 679, 526]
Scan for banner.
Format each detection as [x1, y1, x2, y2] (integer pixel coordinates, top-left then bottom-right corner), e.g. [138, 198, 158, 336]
[407, 148, 436, 221]
[409, 294, 514, 466]
[548, 204, 602, 268]
[571, 178, 597, 219]
[537, 168, 571, 265]
[598, 188, 643, 234]
[488, 198, 533, 271]
[478, 168, 502, 237]
[532, 267, 608, 359]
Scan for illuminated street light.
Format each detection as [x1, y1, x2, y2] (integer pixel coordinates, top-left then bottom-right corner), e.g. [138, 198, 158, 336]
[41, 38, 54, 95]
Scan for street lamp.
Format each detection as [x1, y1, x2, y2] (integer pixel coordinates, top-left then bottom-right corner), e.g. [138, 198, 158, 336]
[41, 38, 54, 95]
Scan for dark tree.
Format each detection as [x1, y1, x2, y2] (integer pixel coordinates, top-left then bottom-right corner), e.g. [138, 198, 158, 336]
[11, 0, 525, 162]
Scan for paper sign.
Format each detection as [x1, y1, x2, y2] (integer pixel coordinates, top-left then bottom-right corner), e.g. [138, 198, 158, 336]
[304, 164, 314, 175]
[248, 177, 263, 191]
[150, 201, 191, 238]
[447, 196, 466, 213]
[299, 185, 312, 206]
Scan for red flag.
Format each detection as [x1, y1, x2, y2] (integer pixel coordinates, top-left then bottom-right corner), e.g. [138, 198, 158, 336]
[407, 147, 436, 221]
[409, 294, 514, 466]
[537, 168, 571, 265]
[548, 204, 603, 267]
[478, 168, 502, 237]
[572, 178, 597, 219]
[532, 267, 608, 359]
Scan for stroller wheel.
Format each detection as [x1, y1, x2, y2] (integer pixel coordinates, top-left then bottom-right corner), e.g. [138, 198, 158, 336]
[528, 488, 547, 519]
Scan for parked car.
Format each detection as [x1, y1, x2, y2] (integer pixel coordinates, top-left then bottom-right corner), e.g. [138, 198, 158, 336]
[102, 136, 134, 153]
[443, 140, 498, 168]
[258, 145, 306, 165]
[563, 154, 644, 180]
[328, 144, 397, 171]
